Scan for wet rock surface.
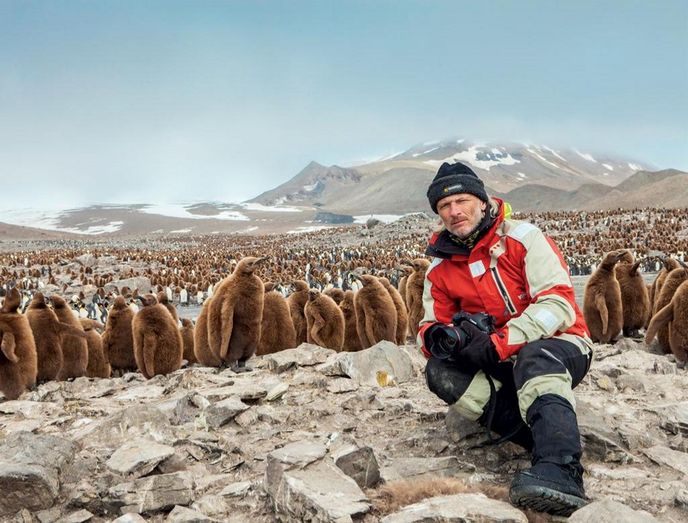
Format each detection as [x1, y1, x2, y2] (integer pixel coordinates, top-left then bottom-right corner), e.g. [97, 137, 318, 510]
[0, 340, 687, 521]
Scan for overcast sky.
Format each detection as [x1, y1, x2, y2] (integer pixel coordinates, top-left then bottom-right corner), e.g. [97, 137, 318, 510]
[1, 0, 687, 208]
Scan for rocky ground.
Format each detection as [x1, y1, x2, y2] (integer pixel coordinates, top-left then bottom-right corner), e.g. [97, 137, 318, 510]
[1, 336, 687, 523]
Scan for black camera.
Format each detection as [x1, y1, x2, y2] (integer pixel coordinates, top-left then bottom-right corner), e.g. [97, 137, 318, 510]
[427, 311, 495, 360]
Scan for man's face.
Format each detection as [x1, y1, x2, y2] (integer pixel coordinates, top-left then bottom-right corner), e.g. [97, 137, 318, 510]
[437, 193, 487, 239]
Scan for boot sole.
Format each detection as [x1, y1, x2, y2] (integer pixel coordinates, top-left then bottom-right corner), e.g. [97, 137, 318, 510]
[510, 484, 588, 516]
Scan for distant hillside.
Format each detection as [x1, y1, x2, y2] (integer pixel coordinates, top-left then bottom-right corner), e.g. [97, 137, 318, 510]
[249, 140, 651, 214]
[505, 169, 688, 211]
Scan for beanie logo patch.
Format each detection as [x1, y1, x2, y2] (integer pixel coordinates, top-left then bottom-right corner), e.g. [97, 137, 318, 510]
[443, 184, 463, 193]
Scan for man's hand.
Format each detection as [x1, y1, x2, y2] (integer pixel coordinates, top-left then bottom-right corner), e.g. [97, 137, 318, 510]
[455, 322, 499, 368]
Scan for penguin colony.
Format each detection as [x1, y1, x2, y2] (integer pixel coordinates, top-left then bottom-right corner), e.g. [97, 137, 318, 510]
[0, 250, 428, 394]
[0, 207, 687, 397]
[580, 248, 688, 363]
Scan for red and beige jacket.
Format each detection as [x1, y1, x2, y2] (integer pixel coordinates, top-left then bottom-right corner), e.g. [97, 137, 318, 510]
[417, 198, 591, 361]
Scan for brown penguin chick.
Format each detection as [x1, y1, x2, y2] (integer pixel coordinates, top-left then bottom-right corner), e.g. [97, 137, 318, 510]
[132, 294, 183, 379]
[651, 257, 682, 313]
[323, 287, 345, 305]
[180, 318, 196, 365]
[256, 283, 297, 356]
[614, 258, 650, 338]
[26, 292, 81, 382]
[26, 292, 62, 381]
[378, 276, 410, 345]
[0, 288, 38, 400]
[339, 290, 363, 352]
[50, 295, 89, 380]
[646, 279, 688, 362]
[583, 250, 626, 343]
[102, 296, 136, 372]
[157, 291, 179, 324]
[403, 259, 430, 339]
[79, 318, 110, 378]
[396, 266, 413, 310]
[193, 298, 221, 367]
[304, 289, 344, 351]
[207, 256, 267, 372]
[353, 274, 398, 349]
[650, 268, 688, 353]
[287, 280, 309, 345]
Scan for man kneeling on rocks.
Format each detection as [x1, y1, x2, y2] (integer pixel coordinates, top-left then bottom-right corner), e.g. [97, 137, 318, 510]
[418, 161, 593, 516]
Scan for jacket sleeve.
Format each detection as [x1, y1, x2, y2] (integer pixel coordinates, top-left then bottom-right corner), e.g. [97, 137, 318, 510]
[417, 258, 456, 359]
[491, 228, 578, 360]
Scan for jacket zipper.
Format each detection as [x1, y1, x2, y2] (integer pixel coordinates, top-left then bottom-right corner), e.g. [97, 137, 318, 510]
[491, 267, 517, 315]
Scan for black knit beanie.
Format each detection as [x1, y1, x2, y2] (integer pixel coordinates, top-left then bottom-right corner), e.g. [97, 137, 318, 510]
[426, 162, 489, 213]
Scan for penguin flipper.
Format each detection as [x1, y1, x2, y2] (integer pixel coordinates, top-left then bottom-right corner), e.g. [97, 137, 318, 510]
[594, 293, 609, 335]
[645, 302, 674, 344]
[207, 295, 226, 359]
[56, 322, 88, 339]
[218, 299, 235, 360]
[143, 332, 158, 378]
[310, 312, 326, 347]
[0, 331, 19, 363]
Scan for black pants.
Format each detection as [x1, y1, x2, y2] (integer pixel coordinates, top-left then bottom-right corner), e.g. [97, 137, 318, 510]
[425, 338, 591, 430]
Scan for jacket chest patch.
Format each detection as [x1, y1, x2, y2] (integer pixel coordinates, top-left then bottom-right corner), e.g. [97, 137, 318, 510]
[469, 260, 486, 277]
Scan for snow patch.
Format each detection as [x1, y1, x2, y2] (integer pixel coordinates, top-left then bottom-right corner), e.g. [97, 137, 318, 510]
[0, 209, 124, 235]
[424, 145, 519, 170]
[543, 146, 566, 162]
[62, 221, 124, 235]
[141, 203, 249, 221]
[240, 202, 302, 213]
[170, 228, 193, 234]
[517, 172, 528, 179]
[287, 225, 332, 234]
[412, 146, 440, 157]
[527, 148, 559, 168]
[628, 163, 642, 171]
[353, 214, 403, 224]
[378, 151, 404, 161]
[575, 150, 597, 163]
[302, 183, 318, 192]
[602, 163, 614, 171]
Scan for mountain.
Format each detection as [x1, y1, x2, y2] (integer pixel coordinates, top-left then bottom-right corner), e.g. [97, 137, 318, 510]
[1, 141, 684, 239]
[248, 139, 652, 214]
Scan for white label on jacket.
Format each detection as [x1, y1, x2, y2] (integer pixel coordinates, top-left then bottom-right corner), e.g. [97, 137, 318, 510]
[469, 260, 486, 277]
[535, 308, 560, 332]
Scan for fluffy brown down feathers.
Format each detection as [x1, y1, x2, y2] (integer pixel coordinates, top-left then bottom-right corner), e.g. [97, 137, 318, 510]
[49, 295, 89, 380]
[404, 259, 430, 339]
[353, 275, 397, 349]
[0, 288, 38, 399]
[304, 289, 344, 351]
[257, 284, 296, 356]
[102, 296, 136, 371]
[287, 280, 309, 346]
[207, 257, 266, 369]
[132, 294, 183, 378]
[646, 279, 688, 362]
[583, 250, 626, 343]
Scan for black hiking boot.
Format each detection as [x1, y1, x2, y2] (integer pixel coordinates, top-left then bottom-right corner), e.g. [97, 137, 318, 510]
[510, 460, 587, 516]
[509, 394, 588, 516]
